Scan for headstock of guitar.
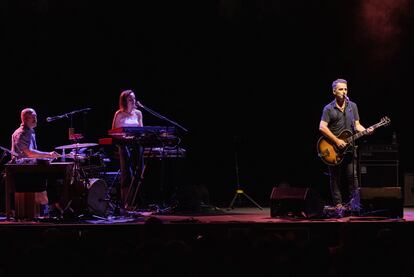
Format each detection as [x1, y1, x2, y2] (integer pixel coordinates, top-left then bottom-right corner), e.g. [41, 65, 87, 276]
[380, 116, 391, 127]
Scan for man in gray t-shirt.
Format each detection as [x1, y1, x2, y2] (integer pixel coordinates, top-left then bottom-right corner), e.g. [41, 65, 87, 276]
[11, 108, 62, 216]
[318, 79, 374, 212]
[11, 108, 59, 160]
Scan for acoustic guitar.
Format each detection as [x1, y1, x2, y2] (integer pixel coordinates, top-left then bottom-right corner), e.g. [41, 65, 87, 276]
[317, 116, 391, 166]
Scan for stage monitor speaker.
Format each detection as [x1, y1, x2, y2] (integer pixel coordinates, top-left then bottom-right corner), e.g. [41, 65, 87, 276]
[359, 187, 403, 218]
[270, 187, 324, 218]
[174, 185, 210, 213]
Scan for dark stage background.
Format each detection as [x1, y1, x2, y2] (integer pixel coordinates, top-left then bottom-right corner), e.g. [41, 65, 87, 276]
[1, 0, 413, 207]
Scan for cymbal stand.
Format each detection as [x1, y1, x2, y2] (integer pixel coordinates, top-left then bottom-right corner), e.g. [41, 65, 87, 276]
[49, 108, 91, 219]
[63, 147, 91, 218]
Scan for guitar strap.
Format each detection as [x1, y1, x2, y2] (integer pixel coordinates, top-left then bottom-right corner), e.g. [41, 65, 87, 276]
[345, 103, 357, 157]
[345, 102, 356, 133]
[343, 103, 356, 155]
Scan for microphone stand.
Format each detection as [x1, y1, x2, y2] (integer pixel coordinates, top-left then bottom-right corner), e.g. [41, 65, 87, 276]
[136, 102, 188, 213]
[137, 102, 188, 133]
[227, 136, 263, 211]
[48, 108, 92, 218]
[48, 108, 91, 161]
[47, 108, 91, 123]
[346, 98, 360, 214]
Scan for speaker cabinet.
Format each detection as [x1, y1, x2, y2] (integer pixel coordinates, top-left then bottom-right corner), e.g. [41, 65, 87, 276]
[359, 144, 399, 187]
[174, 185, 210, 212]
[359, 162, 399, 187]
[270, 187, 324, 218]
[359, 187, 403, 218]
[359, 144, 398, 161]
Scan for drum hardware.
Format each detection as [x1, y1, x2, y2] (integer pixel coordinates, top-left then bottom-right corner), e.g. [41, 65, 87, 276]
[59, 149, 118, 219]
[56, 143, 108, 219]
[60, 176, 113, 219]
[47, 108, 106, 219]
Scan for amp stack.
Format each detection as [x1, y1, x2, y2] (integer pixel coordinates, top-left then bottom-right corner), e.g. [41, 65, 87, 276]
[359, 143, 399, 187]
[358, 143, 403, 218]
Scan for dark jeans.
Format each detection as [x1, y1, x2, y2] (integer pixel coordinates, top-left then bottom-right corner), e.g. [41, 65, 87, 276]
[328, 154, 359, 206]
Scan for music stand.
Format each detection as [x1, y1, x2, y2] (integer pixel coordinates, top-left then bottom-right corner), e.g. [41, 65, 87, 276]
[227, 137, 263, 210]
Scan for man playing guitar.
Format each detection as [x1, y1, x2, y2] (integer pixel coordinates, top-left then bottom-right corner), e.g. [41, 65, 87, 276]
[318, 78, 374, 212]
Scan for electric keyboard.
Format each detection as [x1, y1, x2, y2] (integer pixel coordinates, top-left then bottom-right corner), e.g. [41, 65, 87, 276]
[107, 126, 179, 147]
[108, 126, 176, 137]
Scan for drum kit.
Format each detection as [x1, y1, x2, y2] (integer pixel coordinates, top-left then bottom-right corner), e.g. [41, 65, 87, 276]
[54, 142, 105, 172]
[53, 142, 116, 218]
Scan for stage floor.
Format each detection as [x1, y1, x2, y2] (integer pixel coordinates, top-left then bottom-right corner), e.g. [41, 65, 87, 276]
[1, 206, 413, 226]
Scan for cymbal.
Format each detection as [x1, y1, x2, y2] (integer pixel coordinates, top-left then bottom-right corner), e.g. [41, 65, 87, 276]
[55, 142, 98, 150]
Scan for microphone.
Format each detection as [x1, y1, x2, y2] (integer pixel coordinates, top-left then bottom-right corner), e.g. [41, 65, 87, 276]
[136, 100, 144, 108]
[46, 115, 64, 122]
[344, 95, 350, 101]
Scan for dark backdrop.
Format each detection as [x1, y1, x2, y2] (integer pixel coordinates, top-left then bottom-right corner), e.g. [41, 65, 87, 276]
[1, 0, 413, 206]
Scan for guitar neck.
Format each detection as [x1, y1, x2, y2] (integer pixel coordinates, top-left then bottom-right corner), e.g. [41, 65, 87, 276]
[345, 121, 384, 143]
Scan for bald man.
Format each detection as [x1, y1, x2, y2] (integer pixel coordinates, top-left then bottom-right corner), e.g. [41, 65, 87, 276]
[11, 108, 60, 160]
[11, 108, 63, 217]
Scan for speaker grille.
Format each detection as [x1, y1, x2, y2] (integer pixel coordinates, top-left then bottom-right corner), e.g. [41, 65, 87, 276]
[270, 187, 324, 218]
[359, 187, 403, 218]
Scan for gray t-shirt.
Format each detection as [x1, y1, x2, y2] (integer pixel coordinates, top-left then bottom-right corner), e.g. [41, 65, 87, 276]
[321, 100, 360, 136]
[11, 124, 37, 159]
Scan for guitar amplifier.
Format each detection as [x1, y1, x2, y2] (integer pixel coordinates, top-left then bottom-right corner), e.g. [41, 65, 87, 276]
[359, 161, 399, 187]
[358, 144, 399, 187]
[359, 144, 398, 162]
